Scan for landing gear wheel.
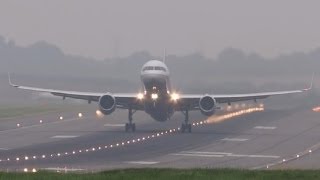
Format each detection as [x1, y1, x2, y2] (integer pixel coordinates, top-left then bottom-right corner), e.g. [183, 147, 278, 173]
[181, 108, 192, 133]
[125, 123, 136, 132]
[187, 124, 192, 133]
[181, 123, 192, 133]
[125, 107, 136, 132]
[132, 123, 136, 132]
[181, 124, 186, 133]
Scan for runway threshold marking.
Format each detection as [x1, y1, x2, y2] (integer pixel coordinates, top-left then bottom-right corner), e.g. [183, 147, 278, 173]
[221, 138, 248, 142]
[126, 161, 159, 165]
[172, 151, 279, 159]
[51, 135, 78, 139]
[0, 148, 9, 151]
[254, 126, 277, 130]
[104, 124, 125, 127]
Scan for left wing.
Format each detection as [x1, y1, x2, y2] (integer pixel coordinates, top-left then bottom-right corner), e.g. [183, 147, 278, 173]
[177, 75, 313, 110]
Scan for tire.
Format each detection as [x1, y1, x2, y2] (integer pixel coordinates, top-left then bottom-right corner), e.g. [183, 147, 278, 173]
[187, 124, 192, 133]
[181, 124, 185, 133]
[132, 123, 136, 132]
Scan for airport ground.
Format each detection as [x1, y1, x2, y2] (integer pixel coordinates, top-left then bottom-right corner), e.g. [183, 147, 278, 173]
[0, 102, 320, 174]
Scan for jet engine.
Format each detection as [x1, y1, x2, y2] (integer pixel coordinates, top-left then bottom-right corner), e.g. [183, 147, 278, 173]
[199, 96, 216, 116]
[98, 94, 116, 115]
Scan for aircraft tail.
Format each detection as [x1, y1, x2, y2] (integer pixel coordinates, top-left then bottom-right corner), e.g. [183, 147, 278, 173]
[163, 48, 166, 63]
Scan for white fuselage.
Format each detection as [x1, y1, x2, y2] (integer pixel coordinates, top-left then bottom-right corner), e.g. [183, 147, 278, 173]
[140, 60, 173, 121]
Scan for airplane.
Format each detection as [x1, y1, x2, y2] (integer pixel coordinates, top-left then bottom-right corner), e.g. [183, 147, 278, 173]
[8, 60, 313, 133]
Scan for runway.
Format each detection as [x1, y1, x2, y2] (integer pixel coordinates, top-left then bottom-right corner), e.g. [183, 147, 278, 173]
[0, 104, 320, 172]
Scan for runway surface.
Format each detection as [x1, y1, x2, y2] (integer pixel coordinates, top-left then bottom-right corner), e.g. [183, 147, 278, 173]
[0, 104, 320, 172]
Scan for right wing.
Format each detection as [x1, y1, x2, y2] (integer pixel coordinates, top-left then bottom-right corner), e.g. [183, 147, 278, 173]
[8, 73, 143, 110]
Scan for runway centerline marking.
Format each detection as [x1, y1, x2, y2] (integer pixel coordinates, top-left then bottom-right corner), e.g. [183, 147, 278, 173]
[104, 124, 125, 127]
[126, 161, 159, 165]
[254, 126, 277, 130]
[172, 151, 279, 159]
[171, 153, 224, 158]
[51, 135, 78, 139]
[42, 167, 85, 172]
[180, 151, 232, 155]
[0, 116, 88, 135]
[221, 138, 248, 142]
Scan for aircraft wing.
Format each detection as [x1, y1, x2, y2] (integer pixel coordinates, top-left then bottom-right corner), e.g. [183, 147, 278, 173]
[177, 76, 313, 110]
[8, 74, 142, 110]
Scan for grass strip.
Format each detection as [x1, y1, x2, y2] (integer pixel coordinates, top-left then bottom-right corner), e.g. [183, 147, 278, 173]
[1, 168, 320, 180]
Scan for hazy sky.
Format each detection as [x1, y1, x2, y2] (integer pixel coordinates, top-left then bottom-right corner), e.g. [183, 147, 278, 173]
[0, 0, 320, 59]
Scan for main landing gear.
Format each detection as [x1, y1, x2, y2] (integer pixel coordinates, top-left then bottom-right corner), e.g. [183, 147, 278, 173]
[181, 109, 192, 133]
[125, 108, 136, 132]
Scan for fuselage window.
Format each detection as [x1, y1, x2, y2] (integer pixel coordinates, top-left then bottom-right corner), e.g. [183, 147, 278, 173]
[143, 66, 154, 71]
[154, 66, 166, 72]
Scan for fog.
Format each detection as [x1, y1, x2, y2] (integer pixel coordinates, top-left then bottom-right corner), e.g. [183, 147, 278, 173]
[0, 1, 319, 109]
[0, 36, 319, 109]
[0, 1, 320, 59]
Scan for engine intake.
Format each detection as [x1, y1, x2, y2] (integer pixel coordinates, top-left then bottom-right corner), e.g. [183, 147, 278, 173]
[199, 96, 216, 116]
[99, 94, 116, 115]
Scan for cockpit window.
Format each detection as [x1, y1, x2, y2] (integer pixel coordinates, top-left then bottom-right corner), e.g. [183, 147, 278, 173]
[142, 66, 154, 71]
[154, 66, 166, 72]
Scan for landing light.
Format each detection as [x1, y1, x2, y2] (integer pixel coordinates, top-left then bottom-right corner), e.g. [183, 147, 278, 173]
[151, 93, 158, 100]
[171, 93, 180, 101]
[137, 93, 144, 100]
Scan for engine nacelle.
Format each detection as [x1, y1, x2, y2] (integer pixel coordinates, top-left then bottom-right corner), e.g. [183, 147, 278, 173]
[98, 94, 116, 115]
[199, 96, 216, 116]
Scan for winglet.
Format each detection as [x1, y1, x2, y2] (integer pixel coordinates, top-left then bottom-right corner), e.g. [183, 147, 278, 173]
[8, 72, 18, 87]
[304, 72, 315, 91]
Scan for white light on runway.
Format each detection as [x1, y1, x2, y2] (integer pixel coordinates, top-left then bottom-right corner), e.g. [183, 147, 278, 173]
[23, 168, 28, 172]
[1, 105, 265, 165]
[78, 113, 83, 118]
[96, 110, 103, 117]
[16, 123, 20, 127]
[313, 106, 320, 112]
[39, 120, 43, 123]
[206, 107, 264, 124]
